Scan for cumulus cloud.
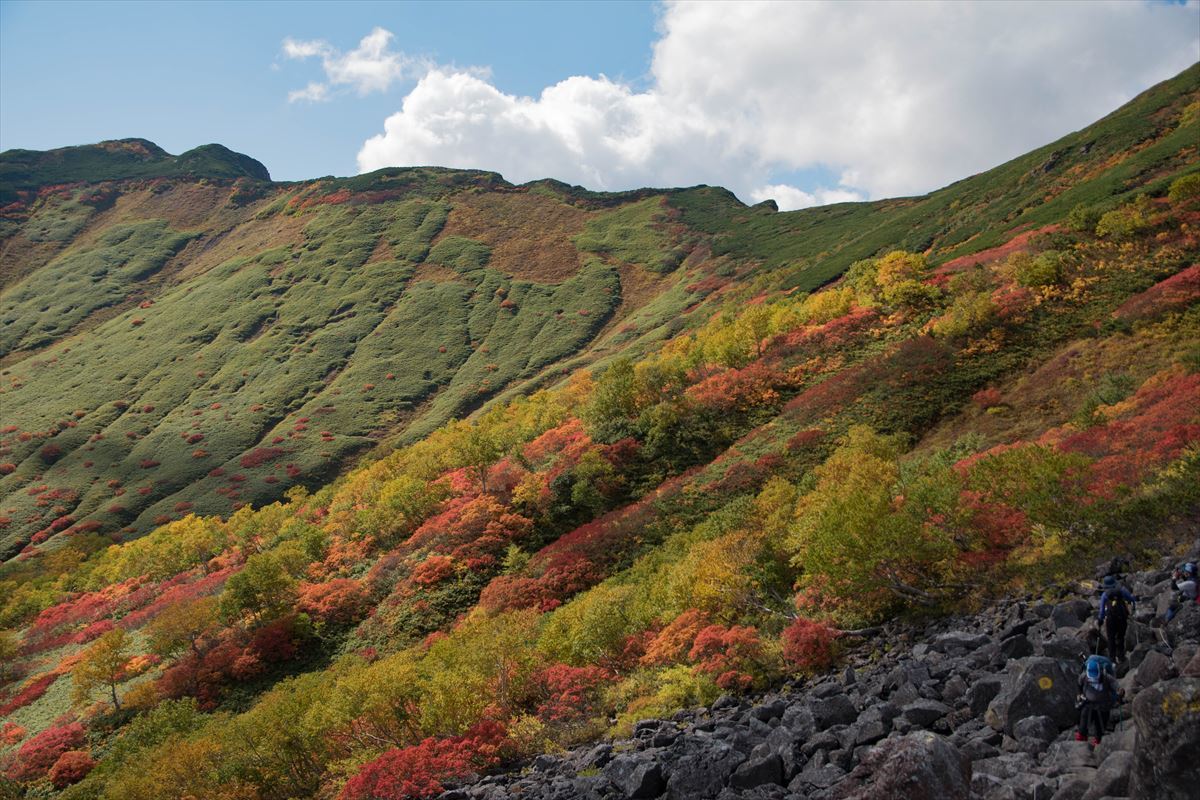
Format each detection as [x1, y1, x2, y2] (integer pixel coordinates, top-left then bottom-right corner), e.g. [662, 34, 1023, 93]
[349, 1, 1199, 206]
[748, 185, 867, 212]
[284, 26, 415, 101]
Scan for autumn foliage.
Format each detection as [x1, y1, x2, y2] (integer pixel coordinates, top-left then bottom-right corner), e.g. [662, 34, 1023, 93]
[781, 617, 838, 672]
[339, 721, 507, 800]
[7, 722, 86, 782]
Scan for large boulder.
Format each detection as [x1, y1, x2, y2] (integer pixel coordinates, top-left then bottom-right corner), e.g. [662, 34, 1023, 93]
[728, 746, 784, 789]
[932, 632, 992, 656]
[1132, 648, 1176, 691]
[832, 732, 971, 800]
[1080, 749, 1132, 800]
[603, 754, 664, 799]
[985, 657, 1077, 736]
[1051, 600, 1092, 629]
[900, 698, 952, 728]
[807, 691, 858, 730]
[1130, 676, 1200, 800]
[666, 741, 745, 800]
[966, 676, 1005, 716]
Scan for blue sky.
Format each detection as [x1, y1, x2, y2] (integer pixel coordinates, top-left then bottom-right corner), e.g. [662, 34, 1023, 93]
[0, 0, 658, 180]
[2, 1, 1197, 208]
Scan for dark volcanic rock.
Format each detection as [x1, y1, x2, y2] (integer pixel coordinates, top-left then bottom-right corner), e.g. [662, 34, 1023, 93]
[901, 698, 951, 728]
[435, 544, 1200, 800]
[666, 742, 745, 800]
[932, 631, 991, 655]
[966, 676, 1005, 716]
[603, 754, 664, 799]
[1130, 676, 1200, 800]
[1012, 714, 1057, 747]
[728, 747, 784, 789]
[808, 691, 858, 730]
[832, 731, 971, 800]
[985, 657, 1076, 736]
[1081, 749, 1133, 800]
[1133, 648, 1177, 691]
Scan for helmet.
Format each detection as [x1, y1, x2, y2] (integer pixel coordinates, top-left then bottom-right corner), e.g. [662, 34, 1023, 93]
[1184, 562, 1198, 577]
[1086, 660, 1101, 680]
[1102, 575, 1117, 589]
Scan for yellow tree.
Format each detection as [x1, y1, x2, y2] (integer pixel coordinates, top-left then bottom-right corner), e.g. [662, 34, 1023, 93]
[73, 628, 131, 711]
[786, 426, 956, 618]
[146, 597, 218, 660]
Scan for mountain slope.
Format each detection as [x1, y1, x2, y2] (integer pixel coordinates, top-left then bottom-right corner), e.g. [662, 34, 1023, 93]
[0, 64, 1197, 800]
[2, 66, 1196, 560]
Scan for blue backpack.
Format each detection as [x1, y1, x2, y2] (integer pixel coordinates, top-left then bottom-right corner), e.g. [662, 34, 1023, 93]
[1085, 655, 1117, 701]
[1086, 654, 1115, 678]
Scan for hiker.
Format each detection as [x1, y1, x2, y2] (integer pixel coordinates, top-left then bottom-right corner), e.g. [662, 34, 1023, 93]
[1165, 561, 1198, 623]
[1076, 655, 1121, 747]
[1097, 574, 1135, 663]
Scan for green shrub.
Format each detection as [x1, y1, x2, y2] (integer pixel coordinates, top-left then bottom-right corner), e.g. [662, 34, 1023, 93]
[1066, 203, 1101, 233]
[426, 236, 491, 273]
[1013, 250, 1065, 288]
[1073, 372, 1137, 428]
[1094, 196, 1152, 240]
[1167, 173, 1200, 203]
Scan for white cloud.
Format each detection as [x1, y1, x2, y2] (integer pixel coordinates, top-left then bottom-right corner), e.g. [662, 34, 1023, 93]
[288, 81, 330, 104]
[284, 26, 414, 102]
[351, 1, 1199, 205]
[749, 184, 866, 212]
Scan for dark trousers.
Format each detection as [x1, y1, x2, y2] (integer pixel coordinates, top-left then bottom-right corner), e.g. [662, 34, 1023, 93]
[1105, 617, 1127, 661]
[1078, 703, 1109, 740]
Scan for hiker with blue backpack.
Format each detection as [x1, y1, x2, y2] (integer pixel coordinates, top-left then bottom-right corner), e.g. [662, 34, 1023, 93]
[1096, 574, 1135, 664]
[1075, 654, 1122, 747]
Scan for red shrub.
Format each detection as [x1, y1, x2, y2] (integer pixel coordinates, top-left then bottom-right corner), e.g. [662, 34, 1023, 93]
[411, 555, 456, 587]
[781, 617, 837, 672]
[296, 579, 368, 625]
[1112, 264, 1200, 321]
[689, 624, 765, 692]
[786, 428, 824, 452]
[7, 721, 85, 782]
[686, 362, 797, 413]
[972, 387, 1003, 409]
[48, 750, 96, 788]
[0, 673, 59, 717]
[642, 609, 711, 666]
[534, 664, 613, 723]
[240, 447, 284, 469]
[249, 618, 299, 663]
[72, 619, 115, 645]
[339, 721, 506, 800]
[139, 459, 160, 469]
[1, 721, 26, 745]
[0, 463, 15, 475]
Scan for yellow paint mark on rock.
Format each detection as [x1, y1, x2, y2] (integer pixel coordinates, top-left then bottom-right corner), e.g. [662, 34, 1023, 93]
[1038, 676, 1053, 690]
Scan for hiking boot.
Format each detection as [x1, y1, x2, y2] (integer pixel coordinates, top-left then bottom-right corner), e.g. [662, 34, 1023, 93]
[1074, 731, 1087, 742]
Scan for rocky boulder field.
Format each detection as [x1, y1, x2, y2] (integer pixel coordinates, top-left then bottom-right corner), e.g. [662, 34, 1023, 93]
[439, 545, 1200, 800]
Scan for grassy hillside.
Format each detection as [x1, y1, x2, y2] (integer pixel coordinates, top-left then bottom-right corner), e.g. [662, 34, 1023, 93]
[0, 63, 1197, 800]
